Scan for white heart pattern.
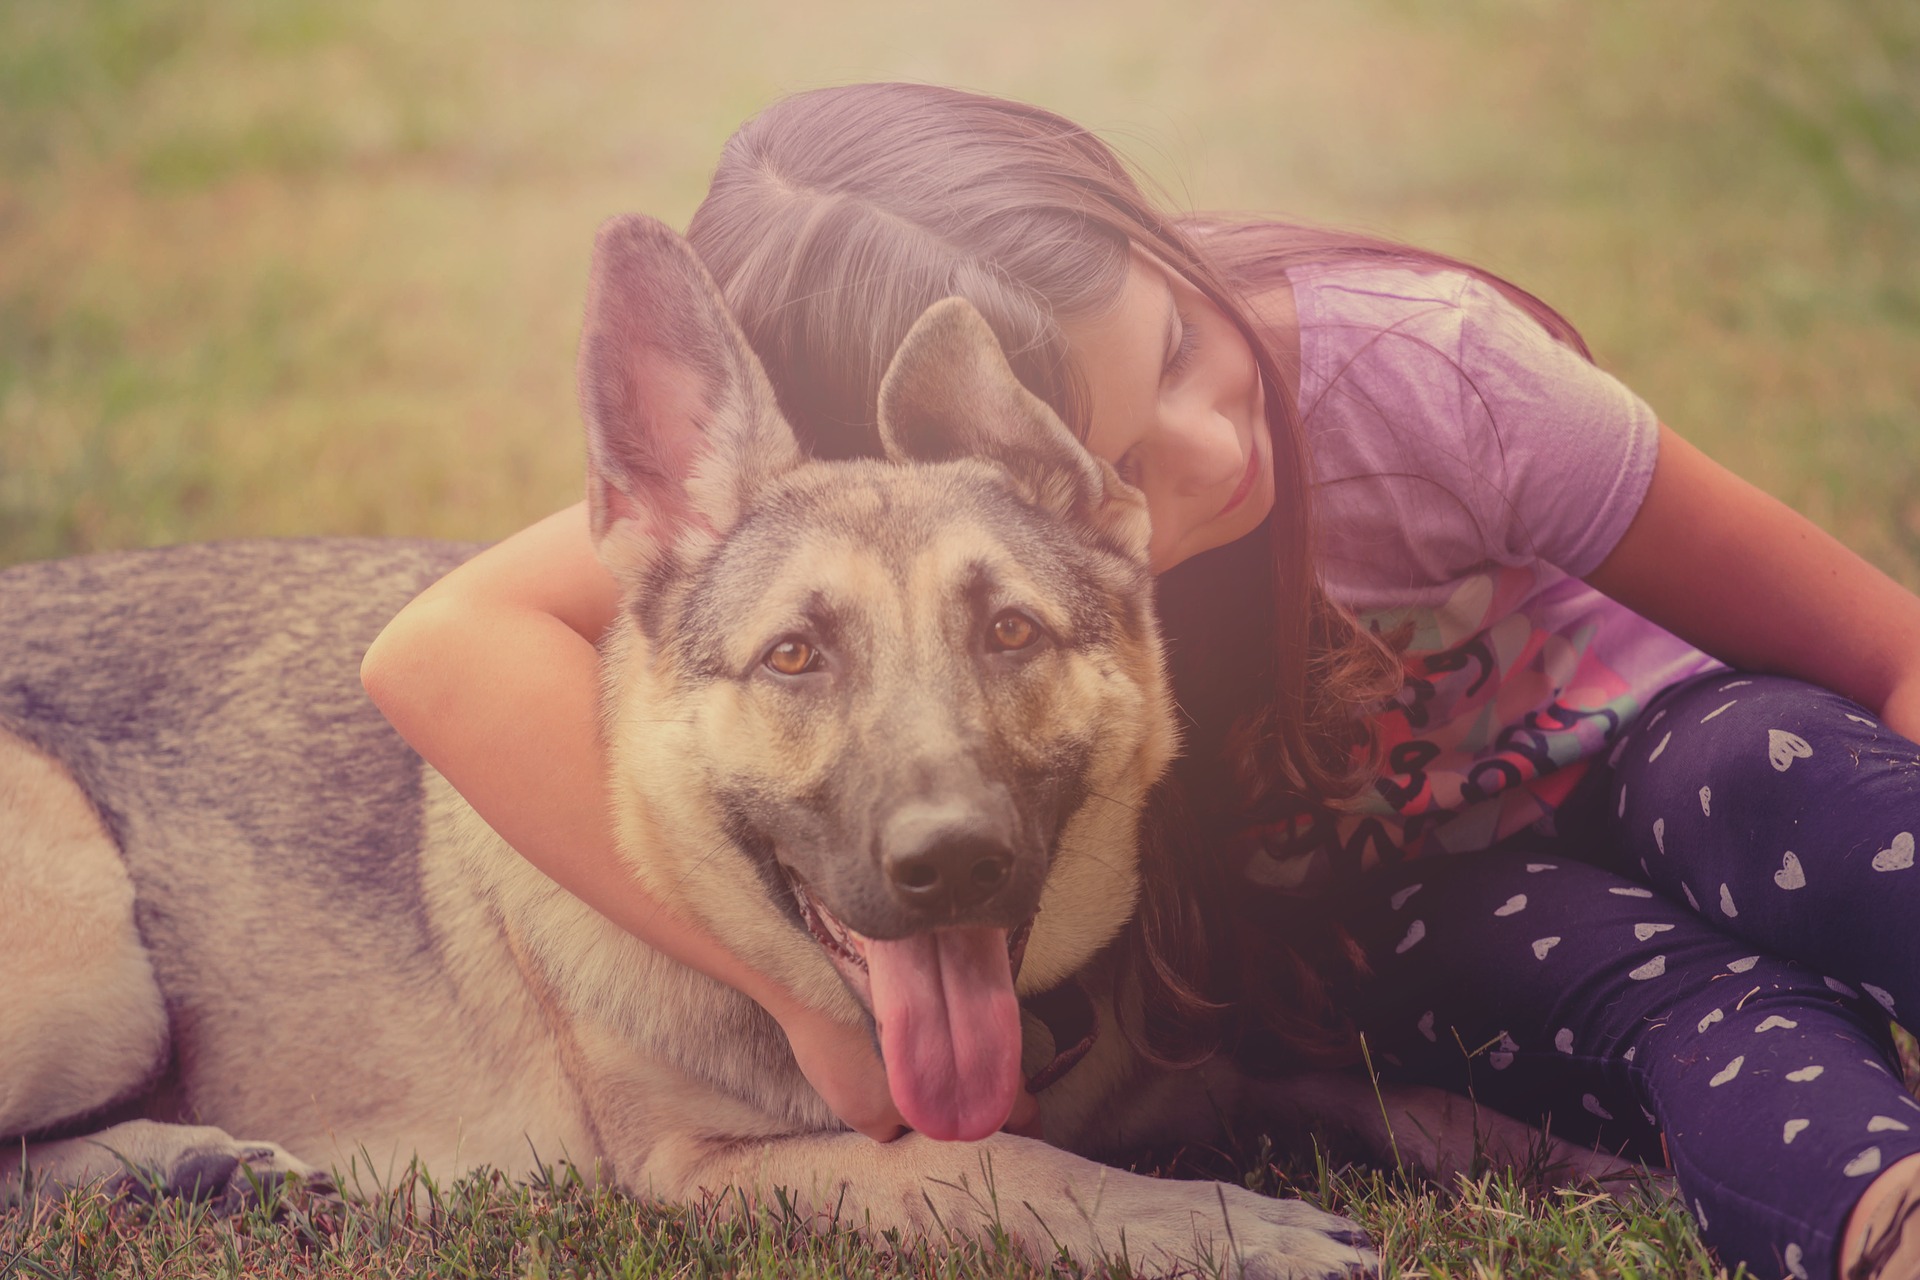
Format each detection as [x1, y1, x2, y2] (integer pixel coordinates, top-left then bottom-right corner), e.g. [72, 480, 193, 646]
[1775, 851, 1806, 890]
[1787, 1065, 1825, 1082]
[1873, 832, 1916, 873]
[1395, 920, 1427, 954]
[1846, 1147, 1884, 1178]
[1629, 955, 1667, 980]
[1710, 1056, 1745, 1087]
[1697, 1008, 1724, 1033]
[1720, 883, 1738, 917]
[1869, 1116, 1912, 1133]
[1609, 886, 1654, 898]
[1582, 1094, 1614, 1120]
[1701, 699, 1737, 723]
[1555, 1028, 1575, 1054]
[1488, 1032, 1518, 1071]
[1786, 1242, 1809, 1280]
[1634, 922, 1675, 941]
[1783, 1119, 1810, 1144]
[1494, 894, 1528, 917]
[1699, 786, 1712, 816]
[1862, 982, 1898, 1014]
[1526, 862, 1557, 873]
[1827, 976, 1860, 998]
[1728, 956, 1760, 973]
[1417, 1010, 1436, 1042]
[1768, 729, 1813, 771]
[1755, 1015, 1799, 1032]
[1390, 883, 1423, 910]
[1653, 818, 1665, 854]
[1532, 936, 1561, 960]
[1847, 713, 1877, 727]
[1649, 731, 1671, 762]
[1683, 883, 1701, 911]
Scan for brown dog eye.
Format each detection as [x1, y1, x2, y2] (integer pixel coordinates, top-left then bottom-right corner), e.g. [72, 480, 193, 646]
[764, 639, 817, 675]
[989, 612, 1038, 652]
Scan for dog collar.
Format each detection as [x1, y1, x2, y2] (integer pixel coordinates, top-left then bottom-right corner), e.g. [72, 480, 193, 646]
[1022, 979, 1097, 1094]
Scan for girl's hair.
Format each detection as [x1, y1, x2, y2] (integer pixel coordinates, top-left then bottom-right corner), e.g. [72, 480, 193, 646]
[685, 82, 1584, 1070]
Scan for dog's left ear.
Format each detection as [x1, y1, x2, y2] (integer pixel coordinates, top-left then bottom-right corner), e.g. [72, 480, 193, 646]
[876, 298, 1151, 561]
[576, 214, 803, 581]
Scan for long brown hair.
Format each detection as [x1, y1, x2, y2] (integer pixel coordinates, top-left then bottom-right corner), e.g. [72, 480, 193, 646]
[684, 82, 1583, 1070]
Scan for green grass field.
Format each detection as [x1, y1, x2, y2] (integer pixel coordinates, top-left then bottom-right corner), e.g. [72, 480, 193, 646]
[3, 1, 1917, 1275]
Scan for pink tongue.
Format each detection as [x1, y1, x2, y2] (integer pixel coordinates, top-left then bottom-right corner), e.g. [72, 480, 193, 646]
[865, 926, 1022, 1141]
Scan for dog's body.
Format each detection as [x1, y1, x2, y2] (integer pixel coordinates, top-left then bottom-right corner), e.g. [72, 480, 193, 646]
[0, 220, 1630, 1278]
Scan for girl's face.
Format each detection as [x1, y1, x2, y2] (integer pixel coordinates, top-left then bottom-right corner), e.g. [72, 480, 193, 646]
[1065, 250, 1275, 573]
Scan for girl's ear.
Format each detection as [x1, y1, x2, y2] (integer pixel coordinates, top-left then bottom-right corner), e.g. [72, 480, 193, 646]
[877, 298, 1152, 562]
[576, 214, 803, 581]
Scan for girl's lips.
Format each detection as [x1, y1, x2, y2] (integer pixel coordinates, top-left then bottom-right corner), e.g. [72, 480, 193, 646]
[1217, 426, 1262, 518]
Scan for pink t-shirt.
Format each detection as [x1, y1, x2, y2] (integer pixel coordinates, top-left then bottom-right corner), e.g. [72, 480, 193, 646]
[1238, 265, 1723, 892]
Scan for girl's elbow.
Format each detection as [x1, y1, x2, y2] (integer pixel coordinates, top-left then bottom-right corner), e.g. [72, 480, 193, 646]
[360, 598, 457, 723]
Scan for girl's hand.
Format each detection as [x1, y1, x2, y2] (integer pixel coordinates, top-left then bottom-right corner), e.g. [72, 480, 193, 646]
[772, 999, 908, 1141]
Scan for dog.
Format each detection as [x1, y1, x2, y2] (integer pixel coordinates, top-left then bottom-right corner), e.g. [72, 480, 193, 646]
[0, 217, 1630, 1279]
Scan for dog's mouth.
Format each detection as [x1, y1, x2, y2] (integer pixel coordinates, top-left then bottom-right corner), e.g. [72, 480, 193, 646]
[781, 863, 1031, 1142]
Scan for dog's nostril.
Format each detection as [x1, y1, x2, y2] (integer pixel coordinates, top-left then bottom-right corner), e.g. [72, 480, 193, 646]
[898, 860, 940, 891]
[969, 855, 1009, 892]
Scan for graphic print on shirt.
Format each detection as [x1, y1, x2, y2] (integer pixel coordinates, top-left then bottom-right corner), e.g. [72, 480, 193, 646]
[1237, 564, 1642, 891]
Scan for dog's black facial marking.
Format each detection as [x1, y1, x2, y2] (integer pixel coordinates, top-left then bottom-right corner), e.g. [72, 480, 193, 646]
[716, 786, 803, 931]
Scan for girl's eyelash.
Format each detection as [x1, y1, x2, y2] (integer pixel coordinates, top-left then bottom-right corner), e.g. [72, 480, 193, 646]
[1164, 312, 1200, 378]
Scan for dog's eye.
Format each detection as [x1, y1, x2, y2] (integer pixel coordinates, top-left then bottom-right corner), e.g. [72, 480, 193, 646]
[764, 638, 819, 676]
[988, 611, 1040, 653]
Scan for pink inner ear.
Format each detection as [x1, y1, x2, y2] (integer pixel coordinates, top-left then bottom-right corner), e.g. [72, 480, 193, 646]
[594, 341, 722, 546]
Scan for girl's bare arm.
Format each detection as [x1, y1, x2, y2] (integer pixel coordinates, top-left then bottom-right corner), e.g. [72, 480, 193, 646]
[358, 502, 910, 1140]
[1586, 424, 1920, 742]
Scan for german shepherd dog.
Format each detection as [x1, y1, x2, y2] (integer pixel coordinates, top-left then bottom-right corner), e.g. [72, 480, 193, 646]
[0, 219, 1625, 1278]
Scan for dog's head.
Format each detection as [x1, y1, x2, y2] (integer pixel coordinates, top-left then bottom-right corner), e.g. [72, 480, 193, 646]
[576, 215, 1176, 1140]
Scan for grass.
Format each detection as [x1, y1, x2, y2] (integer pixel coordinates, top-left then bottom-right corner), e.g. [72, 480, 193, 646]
[1, 1146, 1723, 1280]
[2, 1, 1916, 1275]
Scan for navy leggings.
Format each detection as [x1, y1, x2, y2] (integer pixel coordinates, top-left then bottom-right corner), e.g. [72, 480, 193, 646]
[1342, 672, 1920, 1280]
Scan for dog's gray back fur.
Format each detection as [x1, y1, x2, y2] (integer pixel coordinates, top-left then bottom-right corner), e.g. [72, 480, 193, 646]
[0, 538, 470, 911]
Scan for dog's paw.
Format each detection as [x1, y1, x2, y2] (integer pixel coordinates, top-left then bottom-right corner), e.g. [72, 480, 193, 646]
[1203, 1182, 1377, 1279]
[1056, 1175, 1375, 1280]
[113, 1137, 336, 1214]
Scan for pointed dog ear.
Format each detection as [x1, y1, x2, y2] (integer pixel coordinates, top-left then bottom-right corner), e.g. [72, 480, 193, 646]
[876, 298, 1151, 561]
[576, 214, 802, 581]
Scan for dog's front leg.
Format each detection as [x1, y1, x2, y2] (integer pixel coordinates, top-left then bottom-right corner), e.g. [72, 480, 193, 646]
[639, 1127, 1375, 1279]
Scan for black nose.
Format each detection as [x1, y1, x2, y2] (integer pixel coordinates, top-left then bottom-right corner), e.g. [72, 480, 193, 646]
[886, 832, 1013, 913]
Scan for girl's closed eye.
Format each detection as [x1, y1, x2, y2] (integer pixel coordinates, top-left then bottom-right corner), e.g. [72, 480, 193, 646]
[1163, 310, 1200, 380]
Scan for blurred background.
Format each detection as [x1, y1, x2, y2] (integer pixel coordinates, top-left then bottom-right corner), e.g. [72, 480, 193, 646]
[2, 0, 1915, 585]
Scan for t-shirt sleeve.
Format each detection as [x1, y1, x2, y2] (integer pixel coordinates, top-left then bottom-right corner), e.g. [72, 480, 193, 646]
[1304, 269, 1660, 593]
[1452, 275, 1661, 577]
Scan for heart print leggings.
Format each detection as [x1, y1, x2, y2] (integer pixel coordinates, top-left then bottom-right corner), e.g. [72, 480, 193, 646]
[1343, 671, 1920, 1280]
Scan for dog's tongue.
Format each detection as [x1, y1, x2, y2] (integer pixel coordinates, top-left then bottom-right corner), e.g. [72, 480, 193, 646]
[865, 925, 1022, 1142]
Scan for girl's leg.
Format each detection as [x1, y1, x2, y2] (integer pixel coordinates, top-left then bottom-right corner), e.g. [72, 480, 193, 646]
[1604, 671, 1920, 1057]
[1599, 671, 1920, 1277]
[1346, 846, 1920, 1280]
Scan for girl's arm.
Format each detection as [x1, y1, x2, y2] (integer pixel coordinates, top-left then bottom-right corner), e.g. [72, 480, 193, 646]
[358, 502, 911, 1140]
[1585, 424, 1920, 741]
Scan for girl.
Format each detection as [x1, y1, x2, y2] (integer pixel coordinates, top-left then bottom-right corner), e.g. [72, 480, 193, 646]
[360, 83, 1920, 1280]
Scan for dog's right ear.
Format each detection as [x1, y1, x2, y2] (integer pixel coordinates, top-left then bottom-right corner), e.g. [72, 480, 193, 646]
[576, 215, 802, 581]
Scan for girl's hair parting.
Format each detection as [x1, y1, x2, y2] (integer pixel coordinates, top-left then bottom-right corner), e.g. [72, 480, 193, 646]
[685, 81, 1588, 1071]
